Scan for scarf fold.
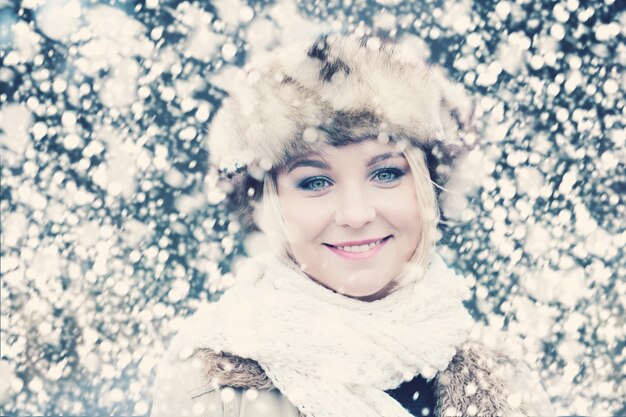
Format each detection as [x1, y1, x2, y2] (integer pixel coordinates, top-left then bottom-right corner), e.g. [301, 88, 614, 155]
[168, 251, 474, 417]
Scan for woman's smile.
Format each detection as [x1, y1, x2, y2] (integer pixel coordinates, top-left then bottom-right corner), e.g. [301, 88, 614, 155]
[323, 236, 392, 261]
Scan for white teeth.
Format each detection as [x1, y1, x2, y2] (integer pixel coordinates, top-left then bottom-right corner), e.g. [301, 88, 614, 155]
[335, 239, 384, 253]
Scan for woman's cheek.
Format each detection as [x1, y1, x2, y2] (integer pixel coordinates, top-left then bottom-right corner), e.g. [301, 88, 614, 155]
[378, 188, 420, 223]
[283, 198, 332, 244]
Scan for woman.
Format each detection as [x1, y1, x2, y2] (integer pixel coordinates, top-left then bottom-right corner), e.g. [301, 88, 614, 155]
[151, 34, 554, 417]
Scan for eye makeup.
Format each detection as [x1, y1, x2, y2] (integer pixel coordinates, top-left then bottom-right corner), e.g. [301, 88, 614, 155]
[370, 164, 407, 183]
[295, 163, 407, 192]
[297, 176, 333, 191]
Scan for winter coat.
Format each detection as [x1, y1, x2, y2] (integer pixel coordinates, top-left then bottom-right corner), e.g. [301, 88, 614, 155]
[150, 339, 555, 417]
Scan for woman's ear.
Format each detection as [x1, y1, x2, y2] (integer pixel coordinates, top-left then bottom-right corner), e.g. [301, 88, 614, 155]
[253, 198, 274, 236]
[252, 194, 289, 256]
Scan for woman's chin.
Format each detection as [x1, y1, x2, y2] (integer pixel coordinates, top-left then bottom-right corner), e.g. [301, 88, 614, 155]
[336, 278, 396, 300]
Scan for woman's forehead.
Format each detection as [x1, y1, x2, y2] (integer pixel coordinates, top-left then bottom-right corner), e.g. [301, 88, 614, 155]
[282, 141, 406, 172]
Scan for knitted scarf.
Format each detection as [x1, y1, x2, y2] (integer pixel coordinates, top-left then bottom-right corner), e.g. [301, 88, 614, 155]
[168, 251, 474, 417]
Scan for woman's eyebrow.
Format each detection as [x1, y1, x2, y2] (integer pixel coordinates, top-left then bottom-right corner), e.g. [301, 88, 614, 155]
[286, 152, 403, 173]
[367, 152, 404, 167]
[287, 157, 329, 173]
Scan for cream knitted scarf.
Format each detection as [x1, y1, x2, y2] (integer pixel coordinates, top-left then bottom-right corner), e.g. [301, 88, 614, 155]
[168, 251, 474, 417]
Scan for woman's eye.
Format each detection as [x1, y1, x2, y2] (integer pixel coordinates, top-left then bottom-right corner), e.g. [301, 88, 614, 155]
[372, 167, 405, 183]
[298, 177, 332, 191]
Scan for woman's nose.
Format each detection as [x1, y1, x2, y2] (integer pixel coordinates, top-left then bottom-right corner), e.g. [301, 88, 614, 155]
[334, 186, 376, 228]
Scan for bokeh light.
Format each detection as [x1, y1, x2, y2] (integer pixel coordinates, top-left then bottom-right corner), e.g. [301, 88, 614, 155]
[0, 0, 624, 415]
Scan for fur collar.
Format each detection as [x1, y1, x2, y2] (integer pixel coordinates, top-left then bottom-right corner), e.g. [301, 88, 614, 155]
[192, 340, 529, 417]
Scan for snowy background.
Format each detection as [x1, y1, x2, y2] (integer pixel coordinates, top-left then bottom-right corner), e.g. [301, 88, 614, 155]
[0, 0, 624, 415]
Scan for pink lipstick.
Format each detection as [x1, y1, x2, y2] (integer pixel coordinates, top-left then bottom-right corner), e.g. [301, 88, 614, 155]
[324, 236, 391, 261]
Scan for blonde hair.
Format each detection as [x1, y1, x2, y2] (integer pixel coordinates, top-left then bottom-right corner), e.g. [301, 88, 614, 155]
[256, 143, 440, 275]
[401, 145, 440, 270]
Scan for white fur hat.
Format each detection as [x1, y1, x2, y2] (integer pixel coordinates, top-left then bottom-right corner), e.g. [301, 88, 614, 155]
[206, 33, 475, 231]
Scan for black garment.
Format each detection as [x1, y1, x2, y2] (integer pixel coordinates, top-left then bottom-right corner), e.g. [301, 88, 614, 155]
[385, 374, 437, 416]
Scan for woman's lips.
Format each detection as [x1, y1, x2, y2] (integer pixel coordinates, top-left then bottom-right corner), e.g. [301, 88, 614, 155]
[324, 236, 391, 261]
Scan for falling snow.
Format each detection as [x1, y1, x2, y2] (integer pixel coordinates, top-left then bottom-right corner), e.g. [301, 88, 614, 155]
[0, 0, 624, 416]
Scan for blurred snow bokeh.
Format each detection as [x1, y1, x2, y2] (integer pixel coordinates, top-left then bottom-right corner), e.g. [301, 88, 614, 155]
[0, 0, 624, 415]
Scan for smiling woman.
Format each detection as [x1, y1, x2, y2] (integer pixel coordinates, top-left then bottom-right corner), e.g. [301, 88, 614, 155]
[269, 141, 431, 301]
[150, 33, 555, 417]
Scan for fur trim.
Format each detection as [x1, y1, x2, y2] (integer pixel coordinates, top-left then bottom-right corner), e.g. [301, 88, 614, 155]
[434, 341, 528, 417]
[193, 349, 274, 390]
[193, 341, 530, 417]
[206, 33, 474, 233]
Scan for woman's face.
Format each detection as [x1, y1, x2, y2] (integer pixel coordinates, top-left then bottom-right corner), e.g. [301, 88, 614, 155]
[275, 140, 422, 300]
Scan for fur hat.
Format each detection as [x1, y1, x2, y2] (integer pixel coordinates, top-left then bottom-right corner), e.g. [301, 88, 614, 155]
[206, 33, 475, 232]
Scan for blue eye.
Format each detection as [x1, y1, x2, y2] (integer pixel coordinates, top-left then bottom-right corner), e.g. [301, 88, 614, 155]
[298, 176, 332, 191]
[372, 166, 405, 183]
